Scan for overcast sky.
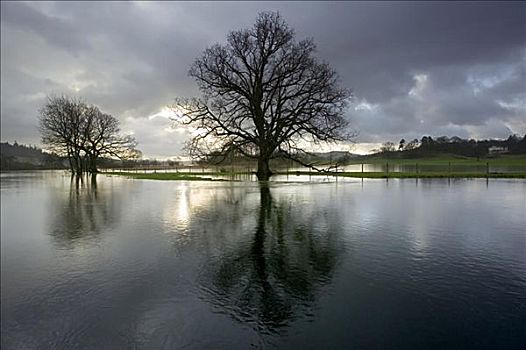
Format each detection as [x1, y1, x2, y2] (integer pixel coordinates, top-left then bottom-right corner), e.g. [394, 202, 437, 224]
[1, 1, 525, 158]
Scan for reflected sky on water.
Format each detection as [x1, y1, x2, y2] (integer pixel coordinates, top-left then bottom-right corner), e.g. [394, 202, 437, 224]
[1, 171, 525, 349]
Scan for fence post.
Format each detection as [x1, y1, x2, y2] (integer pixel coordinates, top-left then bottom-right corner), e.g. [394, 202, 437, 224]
[386, 162, 389, 175]
[448, 162, 451, 176]
[416, 163, 418, 174]
[486, 162, 489, 176]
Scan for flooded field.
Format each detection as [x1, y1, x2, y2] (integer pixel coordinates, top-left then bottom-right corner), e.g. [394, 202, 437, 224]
[1, 171, 525, 349]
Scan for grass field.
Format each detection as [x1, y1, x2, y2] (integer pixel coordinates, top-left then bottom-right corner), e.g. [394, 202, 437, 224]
[103, 154, 525, 181]
[346, 154, 526, 166]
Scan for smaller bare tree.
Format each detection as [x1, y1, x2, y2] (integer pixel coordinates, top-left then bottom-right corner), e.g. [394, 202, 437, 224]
[39, 96, 88, 173]
[39, 95, 140, 174]
[83, 108, 139, 173]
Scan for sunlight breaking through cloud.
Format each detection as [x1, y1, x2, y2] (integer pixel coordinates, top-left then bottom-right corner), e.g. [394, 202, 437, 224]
[1, 1, 524, 157]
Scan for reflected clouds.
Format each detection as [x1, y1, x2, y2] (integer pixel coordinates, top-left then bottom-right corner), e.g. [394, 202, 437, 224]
[2, 175, 525, 348]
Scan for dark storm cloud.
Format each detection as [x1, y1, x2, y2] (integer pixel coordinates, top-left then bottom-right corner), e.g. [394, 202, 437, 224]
[0, 1, 87, 53]
[1, 1, 524, 157]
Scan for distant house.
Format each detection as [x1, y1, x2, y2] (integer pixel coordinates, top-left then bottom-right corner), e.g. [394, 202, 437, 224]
[488, 146, 508, 154]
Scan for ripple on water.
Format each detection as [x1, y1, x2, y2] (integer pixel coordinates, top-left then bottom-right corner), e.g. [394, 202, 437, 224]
[1, 174, 525, 349]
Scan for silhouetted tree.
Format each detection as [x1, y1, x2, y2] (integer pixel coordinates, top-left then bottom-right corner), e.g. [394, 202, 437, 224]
[436, 136, 450, 144]
[420, 136, 435, 149]
[83, 108, 140, 172]
[39, 95, 140, 174]
[381, 141, 396, 152]
[172, 12, 353, 180]
[405, 138, 419, 150]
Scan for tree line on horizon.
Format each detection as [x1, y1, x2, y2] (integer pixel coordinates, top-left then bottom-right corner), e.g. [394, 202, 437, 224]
[377, 134, 526, 158]
[0, 141, 64, 170]
[2, 133, 525, 172]
[0, 141, 151, 171]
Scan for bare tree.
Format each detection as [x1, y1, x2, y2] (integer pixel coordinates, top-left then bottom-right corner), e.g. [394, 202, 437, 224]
[39, 95, 140, 174]
[172, 12, 353, 180]
[83, 108, 140, 173]
[39, 96, 88, 173]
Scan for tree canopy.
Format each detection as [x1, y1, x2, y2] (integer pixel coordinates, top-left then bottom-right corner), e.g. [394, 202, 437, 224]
[39, 95, 140, 174]
[172, 12, 353, 180]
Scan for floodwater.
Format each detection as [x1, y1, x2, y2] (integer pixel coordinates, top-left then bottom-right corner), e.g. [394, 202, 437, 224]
[1, 171, 525, 349]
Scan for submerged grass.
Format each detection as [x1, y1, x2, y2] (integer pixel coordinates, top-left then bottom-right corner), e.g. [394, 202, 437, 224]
[106, 170, 526, 180]
[104, 172, 229, 181]
[279, 171, 526, 179]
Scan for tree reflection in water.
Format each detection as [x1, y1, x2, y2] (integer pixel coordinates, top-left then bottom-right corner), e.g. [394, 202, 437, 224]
[48, 174, 121, 249]
[199, 184, 344, 334]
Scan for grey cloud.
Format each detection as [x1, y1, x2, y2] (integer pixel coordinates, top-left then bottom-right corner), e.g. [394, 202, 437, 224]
[293, 2, 525, 101]
[1, 1, 524, 157]
[1, 1, 89, 54]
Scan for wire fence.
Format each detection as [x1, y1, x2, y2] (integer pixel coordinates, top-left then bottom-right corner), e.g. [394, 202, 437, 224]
[100, 161, 526, 176]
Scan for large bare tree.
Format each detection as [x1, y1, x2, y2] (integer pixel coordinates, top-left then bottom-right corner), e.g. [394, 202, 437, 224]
[39, 95, 139, 174]
[172, 12, 353, 180]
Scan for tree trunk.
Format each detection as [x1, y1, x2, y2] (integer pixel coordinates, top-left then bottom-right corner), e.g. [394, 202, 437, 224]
[256, 157, 272, 181]
[67, 148, 75, 173]
[89, 154, 98, 173]
[73, 153, 82, 174]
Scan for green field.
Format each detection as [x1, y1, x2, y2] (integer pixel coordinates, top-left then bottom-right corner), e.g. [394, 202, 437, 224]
[346, 154, 526, 166]
[103, 154, 526, 181]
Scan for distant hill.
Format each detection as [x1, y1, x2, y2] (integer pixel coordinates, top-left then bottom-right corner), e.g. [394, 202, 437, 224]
[302, 151, 359, 163]
[0, 142, 66, 170]
[365, 134, 526, 160]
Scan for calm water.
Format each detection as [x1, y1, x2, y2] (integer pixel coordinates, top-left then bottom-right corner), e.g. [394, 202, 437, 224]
[1, 171, 525, 349]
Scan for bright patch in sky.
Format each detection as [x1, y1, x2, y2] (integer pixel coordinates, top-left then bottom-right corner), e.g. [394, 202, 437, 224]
[408, 74, 428, 98]
[354, 99, 378, 111]
[148, 107, 178, 120]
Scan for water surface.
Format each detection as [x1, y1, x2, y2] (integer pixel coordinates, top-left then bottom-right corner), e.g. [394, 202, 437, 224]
[1, 171, 525, 349]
